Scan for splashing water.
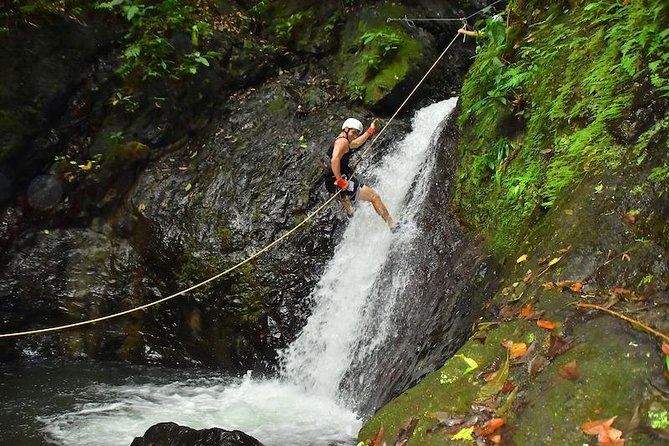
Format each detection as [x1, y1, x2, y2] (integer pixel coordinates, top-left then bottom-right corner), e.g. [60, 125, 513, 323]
[20, 98, 459, 446]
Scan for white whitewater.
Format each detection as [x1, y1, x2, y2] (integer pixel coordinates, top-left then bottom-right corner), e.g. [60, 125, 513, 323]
[39, 98, 458, 446]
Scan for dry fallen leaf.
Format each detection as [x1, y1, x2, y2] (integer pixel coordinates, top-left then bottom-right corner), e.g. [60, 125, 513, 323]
[519, 303, 533, 319]
[622, 213, 638, 224]
[610, 287, 632, 296]
[662, 343, 669, 356]
[548, 256, 562, 267]
[474, 418, 506, 436]
[558, 245, 572, 254]
[510, 342, 528, 359]
[523, 269, 533, 283]
[542, 281, 556, 289]
[370, 425, 384, 446]
[558, 360, 580, 381]
[537, 319, 557, 330]
[581, 416, 624, 446]
[528, 354, 548, 377]
[545, 334, 576, 359]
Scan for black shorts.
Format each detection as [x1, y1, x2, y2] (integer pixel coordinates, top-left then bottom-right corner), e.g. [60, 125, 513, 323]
[324, 174, 364, 201]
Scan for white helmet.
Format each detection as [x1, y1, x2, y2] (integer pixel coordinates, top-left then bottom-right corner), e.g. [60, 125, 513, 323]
[341, 118, 363, 133]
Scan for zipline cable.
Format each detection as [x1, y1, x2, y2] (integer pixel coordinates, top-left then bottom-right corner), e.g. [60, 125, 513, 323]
[0, 24, 473, 339]
[386, 0, 505, 26]
[355, 30, 461, 167]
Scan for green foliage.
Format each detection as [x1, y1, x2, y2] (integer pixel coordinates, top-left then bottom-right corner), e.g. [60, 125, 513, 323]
[357, 30, 403, 78]
[95, 0, 217, 83]
[455, 0, 669, 257]
[110, 90, 139, 113]
[649, 165, 669, 183]
[273, 10, 314, 44]
[347, 80, 365, 101]
[336, 19, 421, 106]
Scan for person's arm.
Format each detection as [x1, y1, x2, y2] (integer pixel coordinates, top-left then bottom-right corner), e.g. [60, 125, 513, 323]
[350, 118, 380, 149]
[458, 28, 481, 38]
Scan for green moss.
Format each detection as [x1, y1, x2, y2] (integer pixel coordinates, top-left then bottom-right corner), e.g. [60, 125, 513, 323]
[117, 316, 144, 360]
[104, 140, 149, 163]
[360, 302, 663, 445]
[333, 5, 422, 107]
[359, 322, 523, 445]
[454, 0, 669, 259]
[177, 241, 266, 325]
[269, 95, 288, 113]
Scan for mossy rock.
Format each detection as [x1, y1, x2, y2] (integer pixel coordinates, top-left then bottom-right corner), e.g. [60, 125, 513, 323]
[359, 314, 664, 445]
[332, 4, 423, 109]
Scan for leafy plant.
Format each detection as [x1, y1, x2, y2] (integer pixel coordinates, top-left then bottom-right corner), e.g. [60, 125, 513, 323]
[110, 90, 139, 113]
[455, 0, 669, 256]
[360, 30, 402, 57]
[274, 11, 313, 44]
[347, 80, 365, 101]
[95, 0, 217, 82]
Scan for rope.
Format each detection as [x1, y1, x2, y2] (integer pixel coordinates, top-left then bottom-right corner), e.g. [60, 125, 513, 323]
[0, 194, 341, 338]
[356, 31, 461, 167]
[0, 25, 474, 339]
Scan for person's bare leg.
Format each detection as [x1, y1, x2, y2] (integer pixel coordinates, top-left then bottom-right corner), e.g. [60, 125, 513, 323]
[357, 185, 395, 228]
[340, 196, 354, 217]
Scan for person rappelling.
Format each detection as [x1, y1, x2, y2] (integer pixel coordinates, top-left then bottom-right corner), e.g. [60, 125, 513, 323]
[324, 117, 396, 230]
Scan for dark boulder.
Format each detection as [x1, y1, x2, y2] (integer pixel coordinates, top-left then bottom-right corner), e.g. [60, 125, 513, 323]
[130, 422, 265, 446]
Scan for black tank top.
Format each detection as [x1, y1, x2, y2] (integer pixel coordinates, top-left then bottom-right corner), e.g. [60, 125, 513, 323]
[327, 136, 353, 176]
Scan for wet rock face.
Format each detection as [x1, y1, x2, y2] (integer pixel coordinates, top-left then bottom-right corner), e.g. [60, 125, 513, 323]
[340, 111, 500, 415]
[130, 422, 265, 446]
[0, 1, 486, 369]
[0, 12, 120, 203]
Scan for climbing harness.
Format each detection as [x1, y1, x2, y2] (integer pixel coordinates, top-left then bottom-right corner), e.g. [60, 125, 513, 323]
[0, 2, 500, 339]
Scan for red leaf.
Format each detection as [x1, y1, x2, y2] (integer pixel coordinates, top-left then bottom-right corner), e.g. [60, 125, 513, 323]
[369, 425, 384, 446]
[510, 342, 528, 359]
[581, 417, 624, 446]
[662, 342, 669, 356]
[519, 303, 533, 319]
[622, 213, 637, 224]
[537, 319, 557, 330]
[474, 418, 506, 436]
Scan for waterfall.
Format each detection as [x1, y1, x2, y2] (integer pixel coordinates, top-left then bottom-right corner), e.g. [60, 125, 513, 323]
[33, 98, 459, 446]
[280, 98, 459, 405]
